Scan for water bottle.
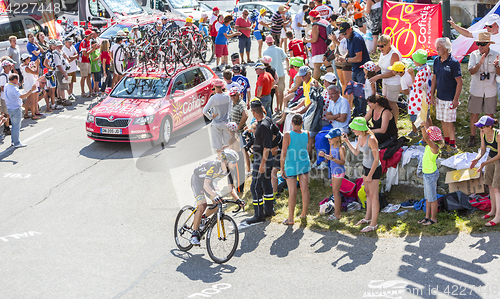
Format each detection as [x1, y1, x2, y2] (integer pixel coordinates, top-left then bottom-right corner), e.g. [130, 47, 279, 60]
[397, 210, 409, 217]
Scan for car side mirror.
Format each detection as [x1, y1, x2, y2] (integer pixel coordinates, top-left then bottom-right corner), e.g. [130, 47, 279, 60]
[173, 90, 185, 97]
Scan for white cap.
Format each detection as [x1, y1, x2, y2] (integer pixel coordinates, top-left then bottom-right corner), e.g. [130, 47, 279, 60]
[321, 72, 337, 83]
[485, 14, 500, 26]
[21, 53, 31, 61]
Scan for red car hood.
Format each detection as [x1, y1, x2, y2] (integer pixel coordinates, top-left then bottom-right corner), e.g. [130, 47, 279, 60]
[90, 96, 163, 119]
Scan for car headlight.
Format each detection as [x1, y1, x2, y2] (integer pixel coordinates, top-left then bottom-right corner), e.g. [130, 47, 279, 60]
[87, 114, 95, 123]
[133, 115, 155, 125]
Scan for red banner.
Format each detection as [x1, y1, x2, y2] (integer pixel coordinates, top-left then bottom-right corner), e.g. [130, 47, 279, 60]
[382, 1, 442, 58]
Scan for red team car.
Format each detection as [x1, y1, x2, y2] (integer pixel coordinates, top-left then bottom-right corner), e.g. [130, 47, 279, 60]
[86, 64, 217, 144]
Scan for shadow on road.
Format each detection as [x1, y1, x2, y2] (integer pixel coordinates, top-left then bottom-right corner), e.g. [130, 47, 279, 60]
[469, 233, 500, 264]
[233, 221, 270, 258]
[171, 249, 236, 283]
[397, 235, 486, 298]
[270, 226, 304, 258]
[310, 232, 378, 272]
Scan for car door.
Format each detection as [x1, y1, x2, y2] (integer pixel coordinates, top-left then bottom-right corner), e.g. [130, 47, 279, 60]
[181, 67, 210, 122]
[170, 72, 189, 127]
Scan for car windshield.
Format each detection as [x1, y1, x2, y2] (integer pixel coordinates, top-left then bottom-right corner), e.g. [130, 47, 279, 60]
[170, 0, 200, 9]
[102, 0, 143, 15]
[265, 4, 298, 15]
[100, 24, 131, 40]
[110, 76, 170, 99]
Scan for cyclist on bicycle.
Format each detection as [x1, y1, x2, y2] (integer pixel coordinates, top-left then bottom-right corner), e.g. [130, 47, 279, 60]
[190, 149, 245, 246]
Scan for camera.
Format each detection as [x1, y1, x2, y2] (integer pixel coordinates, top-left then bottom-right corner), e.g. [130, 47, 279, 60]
[242, 130, 254, 153]
[480, 72, 490, 81]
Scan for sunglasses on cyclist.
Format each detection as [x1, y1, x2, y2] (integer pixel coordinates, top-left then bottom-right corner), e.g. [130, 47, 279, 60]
[476, 42, 489, 47]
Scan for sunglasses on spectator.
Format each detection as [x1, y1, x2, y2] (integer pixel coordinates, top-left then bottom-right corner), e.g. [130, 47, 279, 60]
[377, 44, 387, 48]
[476, 42, 489, 46]
[486, 25, 494, 28]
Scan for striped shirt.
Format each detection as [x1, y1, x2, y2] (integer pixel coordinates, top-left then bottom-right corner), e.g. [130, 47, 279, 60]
[231, 99, 246, 134]
[271, 12, 283, 35]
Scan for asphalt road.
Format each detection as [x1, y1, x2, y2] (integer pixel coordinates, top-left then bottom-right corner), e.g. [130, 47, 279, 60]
[1, 39, 500, 299]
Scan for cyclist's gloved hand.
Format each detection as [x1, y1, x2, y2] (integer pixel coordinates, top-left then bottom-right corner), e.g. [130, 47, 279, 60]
[237, 199, 246, 208]
[214, 195, 223, 204]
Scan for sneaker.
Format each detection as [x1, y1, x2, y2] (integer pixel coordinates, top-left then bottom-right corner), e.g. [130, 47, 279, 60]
[467, 135, 476, 147]
[51, 104, 63, 110]
[14, 143, 27, 148]
[407, 131, 419, 138]
[317, 161, 328, 170]
[190, 232, 201, 246]
[215, 66, 222, 72]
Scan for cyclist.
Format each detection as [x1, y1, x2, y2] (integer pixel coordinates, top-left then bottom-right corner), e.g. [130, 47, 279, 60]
[190, 149, 245, 246]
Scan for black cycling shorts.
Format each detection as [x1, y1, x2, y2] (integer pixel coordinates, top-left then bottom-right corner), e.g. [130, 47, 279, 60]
[191, 174, 214, 205]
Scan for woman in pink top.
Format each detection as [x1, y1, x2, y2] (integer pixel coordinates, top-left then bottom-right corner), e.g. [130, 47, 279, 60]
[303, 10, 328, 80]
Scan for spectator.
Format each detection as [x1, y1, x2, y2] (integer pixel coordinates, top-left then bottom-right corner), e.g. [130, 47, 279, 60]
[203, 79, 231, 158]
[342, 117, 381, 233]
[0, 60, 13, 135]
[288, 57, 304, 89]
[292, 5, 308, 38]
[247, 99, 275, 223]
[91, 28, 101, 45]
[53, 40, 71, 105]
[304, 1, 316, 34]
[406, 49, 432, 138]
[209, 7, 220, 42]
[230, 53, 247, 76]
[470, 116, 500, 227]
[79, 30, 94, 97]
[223, 69, 239, 91]
[111, 36, 124, 88]
[261, 54, 278, 110]
[198, 14, 209, 36]
[229, 86, 250, 173]
[369, 34, 402, 123]
[90, 40, 101, 97]
[263, 35, 289, 113]
[448, 14, 500, 53]
[62, 38, 78, 100]
[43, 40, 59, 110]
[184, 17, 194, 28]
[280, 114, 311, 225]
[7, 36, 22, 84]
[160, 15, 169, 32]
[232, 64, 251, 105]
[271, 5, 291, 46]
[360, 61, 377, 99]
[235, 9, 254, 64]
[314, 0, 333, 20]
[365, 0, 382, 49]
[19, 54, 40, 119]
[466, 32, 500, 147]
[430, 37, 462, 154]
[100, 40, 113, 95]
[303, 10, 328, 80]
[335, 22, 371, 117]
[4, 73, 37, 148]
[215, 15, 241, 72]
[27, 33, 40, 63]
[36, 31, 48, 72]
[254, 8, 271, 59]
[129, 25, 142, 42]
[365, 94, 398, 145]
[286, 31, 307, 61]
[326, 84, 351, 133]
[254, 62, 274, 116]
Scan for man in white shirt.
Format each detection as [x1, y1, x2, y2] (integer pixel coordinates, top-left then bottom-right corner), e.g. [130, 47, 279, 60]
[0, 60, 13, 136]
[53, 40, 70, 105]
[111, 36, 124, 88]
[292, 5, 308, 38]
[314, 0, 332, 20]
[62, 38, 78, 100]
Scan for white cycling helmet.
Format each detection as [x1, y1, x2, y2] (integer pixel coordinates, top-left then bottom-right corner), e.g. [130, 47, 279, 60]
[221, 149, 239, 163]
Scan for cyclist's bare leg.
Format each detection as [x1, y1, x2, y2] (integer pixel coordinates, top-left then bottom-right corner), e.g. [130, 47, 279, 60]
[193, 202, 207, 231]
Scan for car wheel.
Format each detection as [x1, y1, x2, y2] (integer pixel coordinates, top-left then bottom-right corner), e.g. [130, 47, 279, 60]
[159, 116, 172, 145]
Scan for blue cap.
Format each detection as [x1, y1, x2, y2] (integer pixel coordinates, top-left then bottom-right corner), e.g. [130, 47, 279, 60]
[325, 128, 342, 139]
[297, 65, 311, 77]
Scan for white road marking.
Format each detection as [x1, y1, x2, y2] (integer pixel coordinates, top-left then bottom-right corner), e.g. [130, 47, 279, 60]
[23, 128, 53, 143]
[188, 283, 232, 298]
[0, 231, 42, 242]
[3, 173, 31, 179]
[237, 222, 258, 230]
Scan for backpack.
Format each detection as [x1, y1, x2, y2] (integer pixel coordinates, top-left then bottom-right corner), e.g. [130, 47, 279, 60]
[313, 21, 333, 46]
[469, 195, 491, 212]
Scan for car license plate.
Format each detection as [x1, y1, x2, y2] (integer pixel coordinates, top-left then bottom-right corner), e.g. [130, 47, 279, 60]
[101, 128, 122, 134]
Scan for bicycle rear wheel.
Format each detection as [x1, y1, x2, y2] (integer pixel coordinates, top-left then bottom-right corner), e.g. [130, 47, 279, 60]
[114, 45, 126, 76]
[199, 36, 214, 64]
[206, 214, 239, 264]
[178, 39, 193, 67]
[163, 44, 177, 76]
[174, 205, 196, 251]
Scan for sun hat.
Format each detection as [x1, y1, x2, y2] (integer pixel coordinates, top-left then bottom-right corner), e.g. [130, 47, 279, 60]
[290, 57, 304, 67]
[213, 78, 225, 87]
[261, 55, 272, 64]
[227, 122, 238, 132]
[426, 126, 443, 141]
[260, 8, 266, 15]
[309, 10, 320, 18]
[349, 117, 369, 131]
[265, 35, 274, 44]
[254, 62, 266, 69]
[297, 65, 311, 77]
[326, 128, 342, 139]
[338, 22, 351, 34]
[321, 72, 337, 83]
[412, 49, 428, 65]
[21, 53, 31, 61]
[122, 28, 129, 33]
[1, 60, 13, 67]
[475, 32, 495, 44]
[229, 86, 240, 96]
[360, 61, 376, 72]
[475, 115, 495, 128]
[388, 61, 406, 72]
[485, 14, 500, 26]
[186, 17, 193, 23]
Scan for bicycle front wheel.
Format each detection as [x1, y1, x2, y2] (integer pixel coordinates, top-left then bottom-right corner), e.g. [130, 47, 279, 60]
[199, 36, 214, 64]
[174, 205, 196, 251]
[114, 45, 126, 75]
[206, 214, 239, 264]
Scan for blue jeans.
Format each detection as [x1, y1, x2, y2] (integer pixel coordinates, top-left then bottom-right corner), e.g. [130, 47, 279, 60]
[260, 94, 272, 117]
[352, 69, 367, 117]
[7, 107, 22, 146]
[423, 169, 439, 202]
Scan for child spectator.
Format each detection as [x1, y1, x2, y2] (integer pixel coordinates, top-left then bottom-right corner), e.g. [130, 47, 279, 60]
[286, 31, 307, 60]
[288, 57, 304, 89]
[280, 114, 311, 225]
[90, 40, 101, 97]
[419, 125, 444, 226]
[319, 128, 345, 221]
[100, 40, 112, 95]
[360, 61, 377, 99]
[232, 64, 250, 105]
[407, 49, 432, 138]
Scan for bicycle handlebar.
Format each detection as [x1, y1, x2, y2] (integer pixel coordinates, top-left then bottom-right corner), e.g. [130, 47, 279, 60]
[207, 200, 245, 213]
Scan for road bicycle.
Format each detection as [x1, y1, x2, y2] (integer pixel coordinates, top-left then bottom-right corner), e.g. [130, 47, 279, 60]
[174, 199, 243, 264]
